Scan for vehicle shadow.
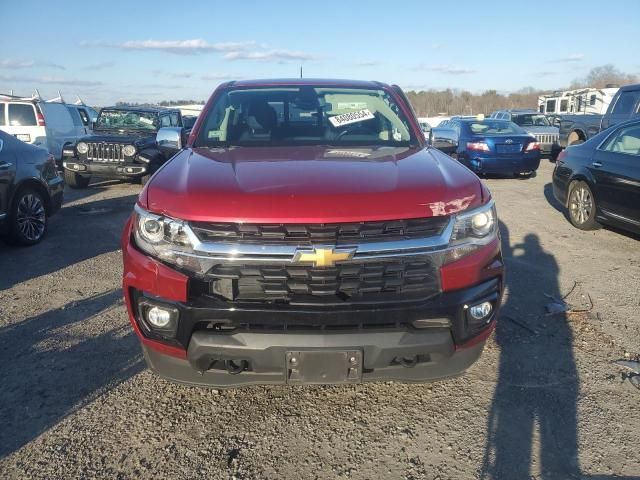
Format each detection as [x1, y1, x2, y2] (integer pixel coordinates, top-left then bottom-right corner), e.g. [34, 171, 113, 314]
[543, 182, 565, 214]
[481, 222, 581, 479]
[0, 289, 143, 458]
[0, 191, 139, 290]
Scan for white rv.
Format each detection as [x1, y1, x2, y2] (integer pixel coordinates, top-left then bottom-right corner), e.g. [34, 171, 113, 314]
[538, 87, 619, 116]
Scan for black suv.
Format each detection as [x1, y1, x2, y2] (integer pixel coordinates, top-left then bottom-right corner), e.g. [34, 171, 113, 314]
[62, 106, 184, 188]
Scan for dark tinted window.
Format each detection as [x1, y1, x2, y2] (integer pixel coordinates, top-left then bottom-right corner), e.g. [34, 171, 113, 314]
[8, 103, 37, 126]
[66, 106, 83, 127]
[195, 86, 416, 147]
[612, 90, 640, 115]
[77, 108, 90, 126]
[546, 100, 556, 113]
[560, 99, 568, 112]
[0, 103, 5, 126]
[590, 95, 597, 106]
[463, 120, 526, 136]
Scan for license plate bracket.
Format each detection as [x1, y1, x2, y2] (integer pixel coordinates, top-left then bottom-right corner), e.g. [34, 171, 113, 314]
[286, 350, 362, 384]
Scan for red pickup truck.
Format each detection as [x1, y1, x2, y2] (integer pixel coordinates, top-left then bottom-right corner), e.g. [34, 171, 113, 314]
[121, 79, 504, 387]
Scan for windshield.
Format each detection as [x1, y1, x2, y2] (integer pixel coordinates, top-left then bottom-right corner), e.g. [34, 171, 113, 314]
[95, 110, 158, 131]
[465, 120, 526, 136]
[194, 86, 417, 147]
[512, 114, 550, 127]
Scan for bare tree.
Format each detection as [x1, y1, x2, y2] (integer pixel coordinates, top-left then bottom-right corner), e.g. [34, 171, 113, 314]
[571, 64, 637, 89]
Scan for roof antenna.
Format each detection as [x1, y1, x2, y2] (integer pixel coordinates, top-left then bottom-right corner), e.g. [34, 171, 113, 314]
[300, 65, 303, 79]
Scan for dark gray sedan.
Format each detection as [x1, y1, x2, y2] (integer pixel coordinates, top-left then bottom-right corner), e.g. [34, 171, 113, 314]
[0, 130, 64, 245]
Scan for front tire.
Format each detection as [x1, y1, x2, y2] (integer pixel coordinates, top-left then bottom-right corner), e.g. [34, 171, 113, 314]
[64, 169, 91, 189]
[567, 181, 599, 230]
[567, 131, 584, 146]
[9, 188, 48, 246]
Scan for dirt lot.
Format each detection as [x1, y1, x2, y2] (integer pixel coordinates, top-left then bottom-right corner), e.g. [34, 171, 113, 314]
[1, 161, 639, 479]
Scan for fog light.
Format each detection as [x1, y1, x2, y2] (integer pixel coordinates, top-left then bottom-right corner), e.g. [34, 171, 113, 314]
[147, 306, 172, 328]
[469, 302, 492, 320]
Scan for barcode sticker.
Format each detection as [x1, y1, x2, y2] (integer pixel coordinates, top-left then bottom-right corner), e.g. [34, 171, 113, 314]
[329, 109, 375, 128]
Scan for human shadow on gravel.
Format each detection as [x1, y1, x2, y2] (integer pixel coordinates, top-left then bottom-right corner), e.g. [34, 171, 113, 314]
[480, 224, 581, 479]
[0, 289, 143, 457]
[0, 192, 139, 291]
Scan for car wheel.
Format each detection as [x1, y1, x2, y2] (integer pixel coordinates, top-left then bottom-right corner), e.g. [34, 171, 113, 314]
[64, 169, 91, 189]
[9, 188, 48, 246]
[567, 131, 584, 146]
[567, 181, 599, 230]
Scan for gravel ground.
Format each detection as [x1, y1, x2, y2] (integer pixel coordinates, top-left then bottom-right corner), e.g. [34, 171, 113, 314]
[1, 161, 639, 479]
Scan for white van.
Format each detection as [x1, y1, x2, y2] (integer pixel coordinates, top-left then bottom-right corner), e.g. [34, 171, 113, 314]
[0, 94, 89, 164]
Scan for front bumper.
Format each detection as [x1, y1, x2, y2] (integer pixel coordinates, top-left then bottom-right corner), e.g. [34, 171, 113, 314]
[123, 215, 503, 387]
[126, 264, 501, 387]
[143, 331, 488, 387]
[63, 160, 147, 178]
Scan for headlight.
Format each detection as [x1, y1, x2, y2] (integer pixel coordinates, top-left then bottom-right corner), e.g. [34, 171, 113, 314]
[133, 205, 210, 274]
[123, 145, 136, 156]
[76, 142, 89, 154]
[445, 201, 498, 263]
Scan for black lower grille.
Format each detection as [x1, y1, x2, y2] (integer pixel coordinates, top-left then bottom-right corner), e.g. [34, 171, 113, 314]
[205, 258, 441, 304]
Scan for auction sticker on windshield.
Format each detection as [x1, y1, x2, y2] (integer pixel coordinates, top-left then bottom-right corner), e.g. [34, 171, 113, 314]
[329, 109, 375, 128]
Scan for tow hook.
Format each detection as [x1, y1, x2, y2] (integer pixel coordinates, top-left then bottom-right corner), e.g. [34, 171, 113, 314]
[225, 359, 248, 375]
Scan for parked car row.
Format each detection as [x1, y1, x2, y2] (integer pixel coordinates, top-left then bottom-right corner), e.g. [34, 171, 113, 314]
[1, 77, 637, 390]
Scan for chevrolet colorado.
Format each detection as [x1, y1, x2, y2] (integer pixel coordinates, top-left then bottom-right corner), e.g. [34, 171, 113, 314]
[122, 79, 504, 387]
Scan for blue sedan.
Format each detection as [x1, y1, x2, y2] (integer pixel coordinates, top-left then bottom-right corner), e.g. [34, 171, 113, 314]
[430, 117, 541, 177]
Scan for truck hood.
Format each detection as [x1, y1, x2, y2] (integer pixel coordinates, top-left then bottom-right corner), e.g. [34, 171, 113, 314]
[145, 145, 485, 223]
[80, 130, 156, 146]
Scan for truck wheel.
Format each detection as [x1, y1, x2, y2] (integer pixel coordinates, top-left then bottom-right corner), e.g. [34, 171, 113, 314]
[64, 169, 90, 189]
[567, 181, 599, 230]
[567, 131, 584, 146]
[9, 188, 48, 246]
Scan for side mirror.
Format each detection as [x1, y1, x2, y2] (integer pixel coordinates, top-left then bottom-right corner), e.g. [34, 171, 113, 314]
[429, 128, 458, 154]
[157, 127, 184, 151]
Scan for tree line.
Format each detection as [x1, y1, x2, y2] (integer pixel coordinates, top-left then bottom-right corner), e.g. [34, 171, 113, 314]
[406, 64, 637, 117]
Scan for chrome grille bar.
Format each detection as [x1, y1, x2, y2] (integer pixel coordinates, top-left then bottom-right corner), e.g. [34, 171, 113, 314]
[87, 142, 125, 162]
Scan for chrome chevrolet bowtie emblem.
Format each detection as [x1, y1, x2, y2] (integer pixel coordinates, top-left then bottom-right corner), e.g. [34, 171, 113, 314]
[293, 247, 355, 267]
[505, 139, 513, 144]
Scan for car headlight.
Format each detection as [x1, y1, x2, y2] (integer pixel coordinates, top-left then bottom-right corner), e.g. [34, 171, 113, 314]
[123, 145, 136, 156]
[445, 201, 498, 263]
[76, 142, 89, 154]
[133, 205, 209, 273]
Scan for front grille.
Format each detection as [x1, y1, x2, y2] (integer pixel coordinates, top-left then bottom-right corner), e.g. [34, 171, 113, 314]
[86, 143, 125, 162]
[534, 134, 559, 146]
[205, 257, 440, 304]
[191, 217, 449, 246]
